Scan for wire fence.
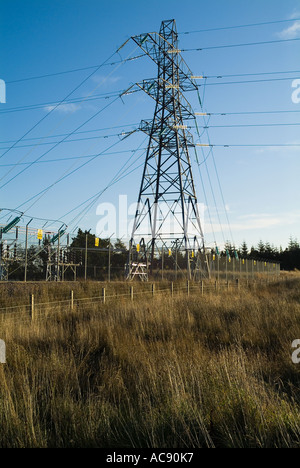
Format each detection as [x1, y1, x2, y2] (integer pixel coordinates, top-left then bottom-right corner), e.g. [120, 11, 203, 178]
[0, 219, 281, 283]
[0, 274, 285, 326]
[206, 255, 281, 281]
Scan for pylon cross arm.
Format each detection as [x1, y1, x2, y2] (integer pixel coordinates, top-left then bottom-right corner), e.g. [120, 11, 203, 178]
[131, 31, 197, 92]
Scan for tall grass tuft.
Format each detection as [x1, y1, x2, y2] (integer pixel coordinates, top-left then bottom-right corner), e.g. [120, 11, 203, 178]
[0, 278, 300, 447]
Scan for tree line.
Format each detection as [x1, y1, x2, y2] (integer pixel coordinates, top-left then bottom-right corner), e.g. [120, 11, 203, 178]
[222, 237, 300, 271]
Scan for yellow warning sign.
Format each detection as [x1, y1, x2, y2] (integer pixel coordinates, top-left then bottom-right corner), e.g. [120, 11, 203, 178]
[37, 229, 43, 240]
[95, 238, 99, 247]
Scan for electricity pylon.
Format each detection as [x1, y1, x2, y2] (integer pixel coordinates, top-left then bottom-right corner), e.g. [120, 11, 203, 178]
[126, 19, 208, 280]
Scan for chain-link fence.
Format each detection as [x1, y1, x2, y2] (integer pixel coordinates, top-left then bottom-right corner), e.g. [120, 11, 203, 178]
[0, 221, 281, 282]
[207, 253, 281, 282]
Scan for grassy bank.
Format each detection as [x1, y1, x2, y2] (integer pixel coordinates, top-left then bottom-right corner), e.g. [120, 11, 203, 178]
[0, 278, 300, 447]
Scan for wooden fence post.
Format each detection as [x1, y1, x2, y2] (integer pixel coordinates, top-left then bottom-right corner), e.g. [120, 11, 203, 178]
[30, 294, 35, 321]
[102, 287, 106, 304]
[70, 290, 74, 310]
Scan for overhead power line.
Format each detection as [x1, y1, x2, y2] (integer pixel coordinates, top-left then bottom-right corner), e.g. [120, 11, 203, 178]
[0, 148, 148, 168]
[62, 137, 148, 228]
[7, 78, 144, 211]
[4, 35, 300, 87]
[0, 91, 124, 115]
[196, 76, 300, 87]
[2, 122, 299, 151]
[0, 43, 140, 187]
[0, 95, 121, 189]
[196, 143, 300, 148]
[0, 122, 139, 145]
[0, 45, 126, 162]
[5, 54, 145, 84]
[196, 110, 300, 116]
[0, 140, 297, 169]
[202, 70, 300, 79]
[198, 123, 300, 129]
[15, 138, 129, 212]
[4, 20, 299, 85]
[16, 135, 146, 214]
[179, 18, 300, 34]
[182, 37, 300, 52]
[1, 74, 297, 117]
[0, 130, 138, 150]
[3, 122, 299, 151]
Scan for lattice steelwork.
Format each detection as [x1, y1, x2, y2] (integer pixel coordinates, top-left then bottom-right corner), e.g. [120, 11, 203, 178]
[127, 19, 207, 280]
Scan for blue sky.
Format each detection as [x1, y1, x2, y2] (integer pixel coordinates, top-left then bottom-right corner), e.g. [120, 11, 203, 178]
[0, 0, 300, 249]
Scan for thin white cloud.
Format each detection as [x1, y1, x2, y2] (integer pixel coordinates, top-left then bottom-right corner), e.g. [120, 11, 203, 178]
[44, 103, 81, 114]
[254, 141, 300, 156]
[278, 20, 300, 39]
[91, 74, 121, 85]
[289, 11, 300, 20]
[203, 211, 300, 235]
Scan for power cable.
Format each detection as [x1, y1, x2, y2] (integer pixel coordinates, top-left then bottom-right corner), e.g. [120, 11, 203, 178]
[196, 76, 300, 87]
[179, 18, 300, 34]
[9, 87, 144, 214]
[0, 148, 147, 168]
[196, 110, 300, 116]
[0, 91, 123, 115]
[197, 143, 300, 147]
[195, 91, 236, 247]
[193, 146, 217, 247]
[193, 111, 227, 245]
[196, 123, 300, 129]
[182, 37, 300, 52]
[0, 122, 139, 145]
[3, 147, 147, 278]
[15, 138, 127, 213]
[5, 54, 144, 84]
[0, 42, 140, 186]
[0, 130, 138, 151]
[1, 73, 297, 118]
[202, 70, 300, 79]
[0, 95, 121, 189]
[0, 46, 126, 161]
[65, 137, 148, 229]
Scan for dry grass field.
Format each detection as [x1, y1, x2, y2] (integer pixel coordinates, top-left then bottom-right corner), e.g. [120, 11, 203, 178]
[0, 276, 300, 448]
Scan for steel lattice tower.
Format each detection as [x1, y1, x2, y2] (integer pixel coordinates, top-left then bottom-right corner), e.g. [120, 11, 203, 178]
[127, 19, 207, 280]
